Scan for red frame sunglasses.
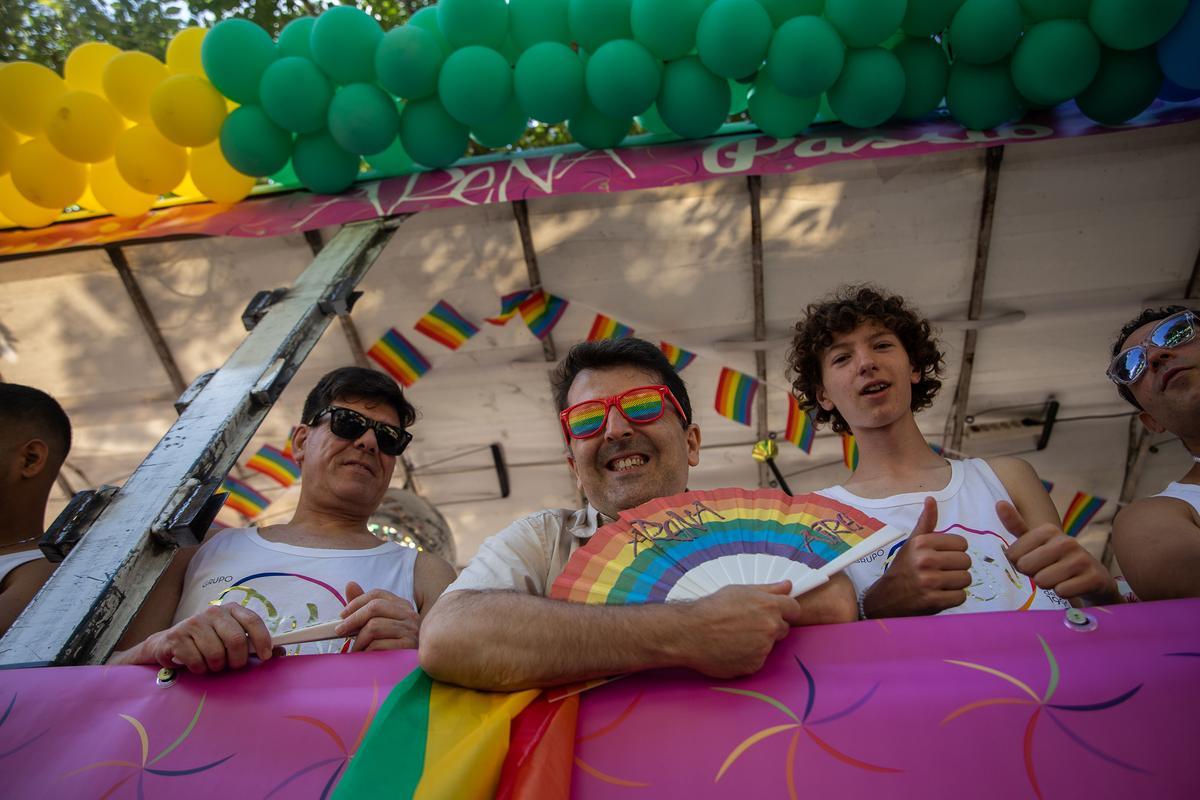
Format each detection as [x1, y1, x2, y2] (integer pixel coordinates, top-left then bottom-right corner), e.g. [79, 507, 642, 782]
[559, 385, 687, 441]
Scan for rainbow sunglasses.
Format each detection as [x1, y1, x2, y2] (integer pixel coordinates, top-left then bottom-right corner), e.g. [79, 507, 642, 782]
[559, 385, 686, 440]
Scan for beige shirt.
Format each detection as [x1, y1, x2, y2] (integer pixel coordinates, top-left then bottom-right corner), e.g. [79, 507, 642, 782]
[446, 505, 610, 597]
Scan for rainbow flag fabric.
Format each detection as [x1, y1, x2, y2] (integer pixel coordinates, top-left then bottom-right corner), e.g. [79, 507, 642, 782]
[245, 444, 300, 487]
[784, 396, 815, 453]
[660, 341, 696, 372]
[486, 290, 534, 325]
[519, 290, 569, 340]
[415, 300, 480, 350]
[219, 476, 270, 518]
[1062, 491, 1105, 537]
[714, 367, 758, 425]
[368, 328, 431, 387]
[282, 428, 296, 460]
[1042, 479, 1055, 493]
[842, 434, 859, 471]
[586, 313, 634, 342]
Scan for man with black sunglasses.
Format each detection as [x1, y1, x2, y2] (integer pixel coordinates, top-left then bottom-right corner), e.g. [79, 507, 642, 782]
[420, 338, 857, 691]
[111, 367, 456, 673]
[1109, 306, 1200, 600]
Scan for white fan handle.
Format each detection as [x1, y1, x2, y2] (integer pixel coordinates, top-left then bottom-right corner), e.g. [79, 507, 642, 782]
[271, 619, 343, 647]
[791, 524, 908, 597]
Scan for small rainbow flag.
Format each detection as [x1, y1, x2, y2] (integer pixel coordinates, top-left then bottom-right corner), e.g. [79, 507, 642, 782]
[586, 313, 634, 342]
[518, 289, 569, 340]
[842, 434, 859, 471]
[784, 395, 815, 453]
[660, 341, 696, 372]
[714, 367, 758, 425]
[415, 300, 480, 350]
[246, 444, 301, 487]
[930, 443, 944, 456]
[282, 427, 297, 460]
[1062, 491, 1105, 537]
[486, 290, 533, 325]
[368, 328, 431, 387]
[1041, 479, 1054, 493]
[219, 476, 270, 519]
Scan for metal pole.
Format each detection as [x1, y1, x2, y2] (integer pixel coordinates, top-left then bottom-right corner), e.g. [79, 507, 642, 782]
[748, 176, 770, 489]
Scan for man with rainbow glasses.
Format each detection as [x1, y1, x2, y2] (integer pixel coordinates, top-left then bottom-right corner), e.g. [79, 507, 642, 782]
[1109, 306, 1200, 600]
[420, 338, 856, 691]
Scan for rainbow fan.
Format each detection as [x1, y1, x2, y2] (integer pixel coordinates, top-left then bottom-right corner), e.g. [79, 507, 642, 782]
[551, 488, 905, 603]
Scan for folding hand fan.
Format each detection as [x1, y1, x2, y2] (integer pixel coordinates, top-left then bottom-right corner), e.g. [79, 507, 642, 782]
[550, 488, 905, 603]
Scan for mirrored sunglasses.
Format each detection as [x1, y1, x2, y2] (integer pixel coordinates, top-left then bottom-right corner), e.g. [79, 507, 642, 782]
[309, 406, 412, 456]
[1107, 310, 1198, 386]
[559, 385, 685, 440]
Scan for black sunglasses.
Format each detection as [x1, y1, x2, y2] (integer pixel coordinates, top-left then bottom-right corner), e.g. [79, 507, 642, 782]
[308, 406, 412, 456]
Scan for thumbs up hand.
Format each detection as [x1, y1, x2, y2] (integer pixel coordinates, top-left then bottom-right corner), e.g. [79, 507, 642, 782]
[860, 497, 972, 619]
[997, 501, 1120, 605]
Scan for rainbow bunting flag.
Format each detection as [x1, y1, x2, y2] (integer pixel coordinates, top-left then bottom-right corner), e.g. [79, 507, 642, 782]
[219, 476, 270, 519]
[930, 443, 944, 456]
[518, 290, 569, 340]
[1042, 479, 1055, 493]
[282, 427, 298, 460]
[246, 444, 301, 487]
[368, 328, 432, 387]
[714, 367, 758, 425]
[415, 300, 480, 350]
[784, 395, 815, 453]
[660, 341, 696, 372]
[1062, 491, 1105, 537]
[586, 313, 634, 342]
[842, 434, 859, 471]
[486, 290, 534, 325]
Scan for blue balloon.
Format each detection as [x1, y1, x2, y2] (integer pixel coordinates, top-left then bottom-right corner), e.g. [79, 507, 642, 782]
[1157, 0, 1200, 91]
[1159, 76, 1200, 101]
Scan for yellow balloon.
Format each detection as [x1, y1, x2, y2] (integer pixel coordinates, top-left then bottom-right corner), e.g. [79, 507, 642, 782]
[173, 170, 201, 199]
[0, 121, 16, 176]
[65, 42, 122, 95]
[0, 174, 61, 228]
[11, 138, 86, 209]
[114, 124, 186, 195]
[190, 141, 255, 203]
[45, 90, 123, 163]
[0, 61, 68, 136]
[102, 51, 168, 123]
[90, 157, 156, 217]
[150, 74, 226, 147]
[167, 27, 208, 76]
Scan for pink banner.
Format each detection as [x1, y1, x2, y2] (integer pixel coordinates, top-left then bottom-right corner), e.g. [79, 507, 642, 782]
[2, 600, 1197, 798]
[2, 100, 1198, 258]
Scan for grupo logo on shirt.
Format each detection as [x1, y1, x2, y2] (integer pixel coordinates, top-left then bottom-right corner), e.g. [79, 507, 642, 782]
[209, 571, 351, 655]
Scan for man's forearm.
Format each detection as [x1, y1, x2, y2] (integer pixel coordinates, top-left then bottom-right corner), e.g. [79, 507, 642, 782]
[419, 590, 692, 691]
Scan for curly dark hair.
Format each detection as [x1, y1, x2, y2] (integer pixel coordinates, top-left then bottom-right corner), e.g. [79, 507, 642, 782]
[1110, 305, 1192, 410]
[787, 285, 944, 434]
[551, 338, 692, 426]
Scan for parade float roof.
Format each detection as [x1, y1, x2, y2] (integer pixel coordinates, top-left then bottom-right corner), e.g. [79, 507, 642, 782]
[1, 104, 1199, 565]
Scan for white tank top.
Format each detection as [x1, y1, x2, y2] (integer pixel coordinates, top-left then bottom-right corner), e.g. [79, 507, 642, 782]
[818, 459, 1070, 615]
[1155, 482, 1200, 516]
[174, 527, 418, 656]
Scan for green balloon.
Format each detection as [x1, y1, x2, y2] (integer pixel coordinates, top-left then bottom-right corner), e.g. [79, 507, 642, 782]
[635, 104, 676, 135]
[1011, 20, 1100, 106]
[515, 42, 585, 123]
[903, 0, 966, 37]
[310, 6, 383, 85]
[631, 0, 708, 61]
[696, 0, 774, 79]
[438, 0, 510, 50]
[569, 0, 634, 54]
[220, 105, 292, 177]
[827, 47, 906, 127]
[1018, 0, 1089, 20]
[892, 37, 949, 118]
[376, 26, 445, 100]
[767, 16, 845, 97]
[276, 16, 316, 60]
[409, 7, 453, 56]
[328, 83, 400, 155]
[510, 0, 571, 49]
[747, 71, 820, 138]
[293, 130, 361, 194]
[825, 0, 907, 48]
[201, 18, 277, 105]
[567, 100, 631, 148]
[1076, 47, 1163, 125]
[756, 0, 825, 27]
[471, 98, 529, 148]
[364, 137, 416, 176]
[1088, 0, 1187, 51]
[259, 56, 332, 134]
[949, 0, 1023, 64]
[269, 160, 299, 187]
[947, 58, 1024, 128]
[586, 39, 661, 118]
[656, 56, 731, 139]
[499, 36, 523, 67]
[399, 97, 470, 168]
[729, 79, 750, 114]
[438, 46, 513, 128]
